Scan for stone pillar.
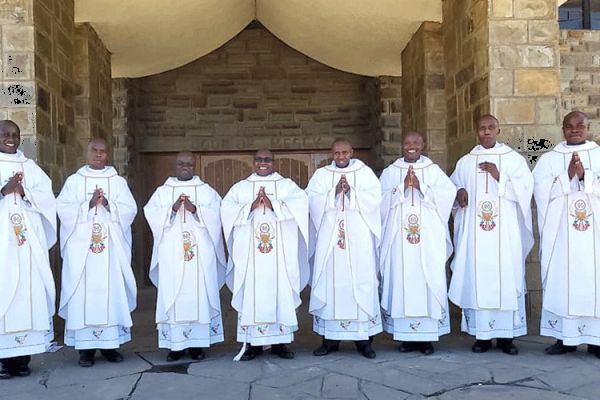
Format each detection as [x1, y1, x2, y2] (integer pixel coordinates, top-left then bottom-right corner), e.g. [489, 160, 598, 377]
[442, 0, 562, 333]
[112, 78, 135, 179]
[442, 0, 491, 171]
[401, 22, 448, 171]
[0, 1, 36, 156]
[73, 22, 112, 171]
[33, 0, 75, 188]
[376, 76, 402, 168]
[489, 0, 562, 164]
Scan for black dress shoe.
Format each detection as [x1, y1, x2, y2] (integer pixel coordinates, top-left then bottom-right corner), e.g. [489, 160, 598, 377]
[11, 366, 31, 377]
[100, 349, 124, 363]
[8, 356, 31, 376]
[78, 349, 96, 367]
[419, 342, 435, 355]
[167, 350, 185, 362]
[472, 339, 492, 353]
[271, 344, 295, 359]
[587, 344, 600, 358]
[398, 341, 416, 353]
[313, 341, 339, 357]
[545, 340, 576, 355]
[189, 348, 206, 361]
[360, 344, 376, 359]
[497, 338, 518, 355]
[240, 345, 263, 361]
[0, 364, 11, 379]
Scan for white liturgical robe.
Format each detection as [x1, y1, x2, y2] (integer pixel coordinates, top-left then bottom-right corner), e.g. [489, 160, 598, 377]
[533, 141, 600, 345]
[144, 176, 226, 350]
[450, 143, 533, 339]
[0, 150, 56, 358]
[57, 166, 137, 349]
[379, 156, 455, 341]
[222, 172, 309, 346]
[307, 159, 383, 340]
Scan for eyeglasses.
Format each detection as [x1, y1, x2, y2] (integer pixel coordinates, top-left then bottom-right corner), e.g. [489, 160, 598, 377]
[254, 157, 273, 162]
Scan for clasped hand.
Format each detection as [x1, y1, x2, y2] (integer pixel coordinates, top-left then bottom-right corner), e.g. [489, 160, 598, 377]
[403, 166, 420, 191]
[0, 172, 24, 197]
[251, 186, 273, 211]
[568, 151, 585, 180]
[89, 188, 108, 209]
[478, 161, 500, 181]
[172, 194, 196, 213]
[336, 175, 350, 195]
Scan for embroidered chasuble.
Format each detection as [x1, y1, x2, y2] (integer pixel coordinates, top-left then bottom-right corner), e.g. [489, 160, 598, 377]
[222, 173, 309, 346]
[307, 159, 383, 341]
[145, 176, 225, 349]
[534, 141, 600, 345]
[0, 150, 56, 358]
[449, 143, 533, 339]
[57, 166, 137, 349]
[379, 156, 455, 341]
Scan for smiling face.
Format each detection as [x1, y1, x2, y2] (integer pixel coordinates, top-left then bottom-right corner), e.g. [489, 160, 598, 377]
[0, 121, 20, 154]
[87, 139, 108, 170]
[476, 115, 500, 149]
[332, 141, 353, 168]
[254, 150, 274, 176]
[175, 152, 195, 181]
[563, 111, 589, 145]
[402, 132, 424, 162]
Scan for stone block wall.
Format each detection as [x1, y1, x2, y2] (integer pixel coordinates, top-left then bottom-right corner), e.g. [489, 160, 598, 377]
[488, 0, 562, 167]
[73, 22, 112, 171]
[442, 0, 491, 171]
[560, 29, 600, 138]
[0, 0, 36, 155]
[376, 76, 402, 169]
[112, 78, 134, 178]
[133, 26, 379, 155]
[401, 22, 448, 170]
[33, 0, 76, 188]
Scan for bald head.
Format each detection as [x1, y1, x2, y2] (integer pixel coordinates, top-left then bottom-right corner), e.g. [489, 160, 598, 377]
[563, 111, 589, 145]
[254, 149, 274, 176]
[0, 120, 20, 154]
[87, 138, 109, 170]
[0, 120, 20, 134]
[331, 138, 353, 168]
[476, 114, 499, 126]
[176, 151, 195, 181]
[402, 131, 424, 162]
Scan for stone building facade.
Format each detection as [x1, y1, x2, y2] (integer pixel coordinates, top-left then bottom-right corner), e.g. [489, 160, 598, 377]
[2, 0, 598, 332]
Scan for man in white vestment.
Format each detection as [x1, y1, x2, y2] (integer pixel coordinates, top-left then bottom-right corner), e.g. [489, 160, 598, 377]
[380, 132, 455, 355]
[534, 111, 600, 358]
[144, 152, 226, 362]
[222, 150, 309, 361]
[0, 120, 56, 379]
[307, 139, 382, 359]
[449, 115, 534, 355]
[57, 139, 137, 367]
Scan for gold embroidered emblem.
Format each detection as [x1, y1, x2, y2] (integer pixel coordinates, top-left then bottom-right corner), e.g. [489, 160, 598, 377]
[256, 222, 274, 254]
[337, 219, 346, 249]
[89, 223, 106, 254]
[571, 199, 591, 232]
[182, 231, 196, 261]
[10, 213, 27, 246]
[405, 214, 420, 244]
[478, 200, 497, 231]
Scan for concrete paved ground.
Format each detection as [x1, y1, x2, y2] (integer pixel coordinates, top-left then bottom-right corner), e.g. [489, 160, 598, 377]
[2, 288, 600, 400]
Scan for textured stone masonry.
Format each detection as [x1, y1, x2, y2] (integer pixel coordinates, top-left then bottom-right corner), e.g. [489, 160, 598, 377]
[560, 29, 600, 138]
[133, 26, 381, 160]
